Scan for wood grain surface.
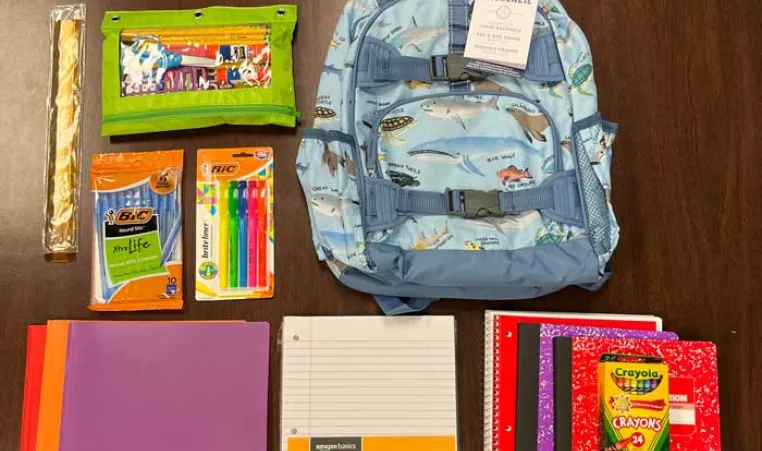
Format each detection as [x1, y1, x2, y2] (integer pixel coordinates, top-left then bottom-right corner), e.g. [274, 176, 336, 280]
[0, 1, 759, 450]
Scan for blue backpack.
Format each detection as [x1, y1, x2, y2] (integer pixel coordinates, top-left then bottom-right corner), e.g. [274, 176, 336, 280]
[297, 0, 619, 314]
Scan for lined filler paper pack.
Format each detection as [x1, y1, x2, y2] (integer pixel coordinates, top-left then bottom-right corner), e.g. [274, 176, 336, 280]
[281, 316, 458, 451]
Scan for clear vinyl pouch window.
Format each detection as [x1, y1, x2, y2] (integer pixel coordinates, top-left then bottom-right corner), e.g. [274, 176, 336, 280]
[120, 25, 273, 97]
[101, 6, 299, 136]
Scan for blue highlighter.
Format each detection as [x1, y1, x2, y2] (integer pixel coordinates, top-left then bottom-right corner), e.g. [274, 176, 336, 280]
[237, 181, 248, 287]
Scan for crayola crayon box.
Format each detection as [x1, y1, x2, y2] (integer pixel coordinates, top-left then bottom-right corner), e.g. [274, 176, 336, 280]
[599, 354, 670, 451]
[196, 148, 274, 301]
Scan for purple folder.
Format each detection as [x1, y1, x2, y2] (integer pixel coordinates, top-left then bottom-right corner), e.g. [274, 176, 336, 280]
[536, 324, 678, 451]
[59, 322, 270, 451]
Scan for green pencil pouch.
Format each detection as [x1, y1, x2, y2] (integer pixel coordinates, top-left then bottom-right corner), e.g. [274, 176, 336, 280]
[101, 6, 299, 136]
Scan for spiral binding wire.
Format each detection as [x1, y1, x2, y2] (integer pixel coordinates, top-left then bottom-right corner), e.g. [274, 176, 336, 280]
[492, 314, 502, 450]
[484, 312, 502, 451]
[484, 311, 493, 451]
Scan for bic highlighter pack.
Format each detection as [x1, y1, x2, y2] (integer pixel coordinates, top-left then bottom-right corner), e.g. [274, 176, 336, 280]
[196, 148, 274, 300]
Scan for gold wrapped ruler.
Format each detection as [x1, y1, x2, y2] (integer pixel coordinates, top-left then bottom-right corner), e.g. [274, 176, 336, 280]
[44, 4, 86, 262]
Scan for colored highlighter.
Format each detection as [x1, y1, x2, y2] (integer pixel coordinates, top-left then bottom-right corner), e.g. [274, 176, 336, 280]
[237, 181, 248, 287]
[195, 147, 274, 301]
[247, 181, 259, 288]
[228, 182, 239, 288]
[219, 184, 229, 288]
[257, 180, 268, 288]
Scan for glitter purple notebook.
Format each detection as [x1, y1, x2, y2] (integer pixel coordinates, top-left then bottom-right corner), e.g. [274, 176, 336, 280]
[536, 324, 679, 451]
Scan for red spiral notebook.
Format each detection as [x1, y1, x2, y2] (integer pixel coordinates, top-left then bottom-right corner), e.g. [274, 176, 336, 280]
[20, 325, 47, 451]
[483, 311, 663, 451]
[553, 337, 721, 451]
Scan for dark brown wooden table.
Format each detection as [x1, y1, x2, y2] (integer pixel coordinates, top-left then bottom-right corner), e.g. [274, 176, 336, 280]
[1, 0, 759, 449]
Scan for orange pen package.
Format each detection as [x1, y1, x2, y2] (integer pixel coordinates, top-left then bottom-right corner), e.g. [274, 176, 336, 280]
[196, 148, 274, 300]
[90, 151, 184, 311]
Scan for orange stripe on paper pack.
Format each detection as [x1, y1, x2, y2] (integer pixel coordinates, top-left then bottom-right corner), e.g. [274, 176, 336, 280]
[363, 436, 456, 451]
[287, 438, 309, 451]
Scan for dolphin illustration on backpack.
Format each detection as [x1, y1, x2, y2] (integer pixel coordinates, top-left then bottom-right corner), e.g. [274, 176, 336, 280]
[297, 0, 619, 315]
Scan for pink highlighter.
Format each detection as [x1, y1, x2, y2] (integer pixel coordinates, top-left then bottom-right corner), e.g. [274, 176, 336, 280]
[247, 181, 259, 288]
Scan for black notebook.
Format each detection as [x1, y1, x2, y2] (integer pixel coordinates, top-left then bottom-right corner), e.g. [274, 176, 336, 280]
[515, 324, 542, 451]
[553, 337, 574, 451]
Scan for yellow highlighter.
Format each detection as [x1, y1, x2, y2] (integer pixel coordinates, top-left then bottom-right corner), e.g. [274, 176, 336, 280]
[219, 182, 230, 289]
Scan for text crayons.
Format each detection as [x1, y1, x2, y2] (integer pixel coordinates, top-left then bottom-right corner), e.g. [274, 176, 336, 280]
[228, 182, 239, 288]
[247, 182, 259, 287]
[219, 186, 230, 289]
[257, 180, 268, 288]
[237, 181, 248, 287]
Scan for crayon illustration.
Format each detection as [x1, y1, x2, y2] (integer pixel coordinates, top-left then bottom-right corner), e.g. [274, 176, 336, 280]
[605, 436, 633, 451]
[611, 373, 663, 395]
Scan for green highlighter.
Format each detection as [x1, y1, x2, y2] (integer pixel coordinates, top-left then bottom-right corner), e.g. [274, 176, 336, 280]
[228, 182, 239, 288]
[219, 184, 230, 289]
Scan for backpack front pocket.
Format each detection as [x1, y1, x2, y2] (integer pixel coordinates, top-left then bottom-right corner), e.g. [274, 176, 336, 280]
[364, 92, 585, 252]
[367, 92, 565, 192]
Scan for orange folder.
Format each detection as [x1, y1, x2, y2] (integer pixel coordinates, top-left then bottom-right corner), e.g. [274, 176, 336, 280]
[36, 321, 69, 451]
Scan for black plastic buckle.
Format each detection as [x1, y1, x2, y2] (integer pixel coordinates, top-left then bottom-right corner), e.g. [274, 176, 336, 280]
[430, 55, 486, 82]
[446, 189, 503, 219]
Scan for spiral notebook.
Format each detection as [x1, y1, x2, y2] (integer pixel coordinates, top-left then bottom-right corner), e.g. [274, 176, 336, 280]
[483, 311, 664, 451]
[281, 316, 458, 451]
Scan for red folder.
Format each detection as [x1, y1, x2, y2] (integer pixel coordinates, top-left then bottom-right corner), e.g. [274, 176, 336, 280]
[20, 325, 47, 451]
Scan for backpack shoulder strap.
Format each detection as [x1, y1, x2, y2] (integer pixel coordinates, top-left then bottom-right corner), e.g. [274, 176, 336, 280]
[311, 0, 379, 132]
[540, 0, 599, 118]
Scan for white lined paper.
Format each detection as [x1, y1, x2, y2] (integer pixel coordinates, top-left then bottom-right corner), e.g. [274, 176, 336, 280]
[281, 316, 458, 451]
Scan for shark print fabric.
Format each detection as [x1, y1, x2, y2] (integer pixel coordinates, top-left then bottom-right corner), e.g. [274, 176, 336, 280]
[296, 0, 620, 297]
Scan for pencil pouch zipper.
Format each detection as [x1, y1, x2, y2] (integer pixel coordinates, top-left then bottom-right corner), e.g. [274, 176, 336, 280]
[102, 104, 299, 125]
